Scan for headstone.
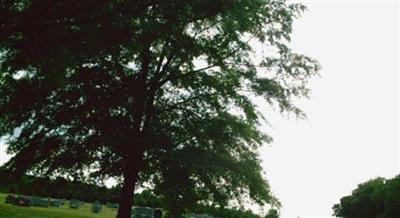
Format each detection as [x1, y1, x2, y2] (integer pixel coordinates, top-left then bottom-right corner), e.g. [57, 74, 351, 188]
[132, 207, 154, 218]
[184, 213, 214, 218]
[106, 202, 119, 208]
[29, 197, 49, 207]
[5, 194, 17, 204]
[92, 201, 102, 213]
[69, 199, 80, 208]
[13, 196, 31, 207]
[50, 199, 62, 207]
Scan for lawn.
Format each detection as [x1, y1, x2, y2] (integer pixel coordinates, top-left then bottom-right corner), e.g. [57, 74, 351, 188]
[0, 193, 117, 218]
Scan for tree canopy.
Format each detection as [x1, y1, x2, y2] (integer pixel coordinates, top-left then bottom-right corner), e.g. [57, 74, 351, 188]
[0, 1, 319, 217]
[265, 209, 279, 218]
[333, 175, 400, 218]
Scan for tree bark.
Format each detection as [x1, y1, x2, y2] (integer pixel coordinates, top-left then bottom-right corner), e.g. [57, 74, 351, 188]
[116, 157, 142, 218]
[169, 210, 180, 218]
[116, 41, 151, 218]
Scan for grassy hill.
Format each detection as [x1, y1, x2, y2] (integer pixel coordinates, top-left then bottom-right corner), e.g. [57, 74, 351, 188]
[0, 193, 117, 218]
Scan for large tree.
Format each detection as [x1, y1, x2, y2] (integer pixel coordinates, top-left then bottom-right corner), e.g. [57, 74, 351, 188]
[333, 175, 400, 218]
[0, 0, 319, 217]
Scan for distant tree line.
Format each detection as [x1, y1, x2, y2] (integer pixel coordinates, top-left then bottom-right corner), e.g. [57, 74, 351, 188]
[192, 205, 264, 218]
[333, 174, 400, 218]
[0, 167, 271, 217]
[0, 167, 120, 203]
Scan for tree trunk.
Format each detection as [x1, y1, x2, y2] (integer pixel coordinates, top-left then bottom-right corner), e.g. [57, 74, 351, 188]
[168, 199, 182, 218]
[169, 210, 180, 218]
[116, 158, 141, 218]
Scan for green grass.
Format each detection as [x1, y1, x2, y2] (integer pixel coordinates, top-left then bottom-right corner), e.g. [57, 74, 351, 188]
[0, 193, 117, 218]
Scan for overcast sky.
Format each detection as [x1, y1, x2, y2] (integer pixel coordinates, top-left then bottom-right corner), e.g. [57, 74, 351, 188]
[0, 1, 398, 218]
[259, 1, 399, 217]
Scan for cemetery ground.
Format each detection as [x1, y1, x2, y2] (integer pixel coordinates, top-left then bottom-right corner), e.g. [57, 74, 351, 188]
[0, 193, 117, 218]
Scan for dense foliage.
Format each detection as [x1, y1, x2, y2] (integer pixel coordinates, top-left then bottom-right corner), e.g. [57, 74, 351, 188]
[0, 168, 114, 203]
[193, 205, 262, 218]
[333, 175, 400, 218]
[264, 209, 279, 218]
[1, 0, 319, 217]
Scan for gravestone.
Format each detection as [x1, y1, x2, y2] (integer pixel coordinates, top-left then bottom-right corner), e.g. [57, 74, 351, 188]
[13, 196, 31, 207]
[132, 207, 154, 218]
[5, 194, 17, 204]
[50, 199, 62, 207]
[29, 197, 49, 207]
[92, 201, 102, 213]
[60, 199, 66, 205]
[184, 213, 214, 218]
[106, 202, 119, 208]
[69, 199, 80, 208]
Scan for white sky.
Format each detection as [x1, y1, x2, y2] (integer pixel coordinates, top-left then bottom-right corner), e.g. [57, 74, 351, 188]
[0, 1, 399, 218]
[259, 1, 399, 217]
